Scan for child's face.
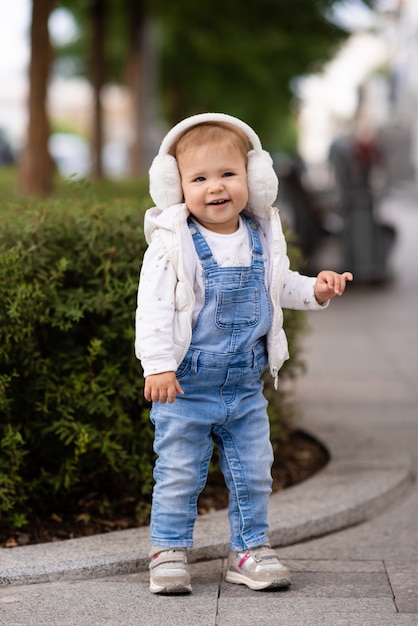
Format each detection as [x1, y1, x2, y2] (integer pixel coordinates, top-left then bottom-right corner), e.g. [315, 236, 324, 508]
[177, 141, 248, 234]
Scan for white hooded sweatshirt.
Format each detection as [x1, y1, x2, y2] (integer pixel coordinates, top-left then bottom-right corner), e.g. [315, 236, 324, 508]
[135, 203, 327, 389]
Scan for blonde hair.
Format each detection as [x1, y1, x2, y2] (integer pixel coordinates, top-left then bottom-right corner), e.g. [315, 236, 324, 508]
[172, 121, 250, 163]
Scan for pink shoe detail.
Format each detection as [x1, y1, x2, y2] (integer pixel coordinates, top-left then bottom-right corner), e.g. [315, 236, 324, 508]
[238, 552, 251, 569]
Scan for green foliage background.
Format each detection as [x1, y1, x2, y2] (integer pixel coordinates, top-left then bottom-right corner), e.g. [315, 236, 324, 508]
[0, 170, 307, 532]
[153, 0, 345, 143]
[55, 0, 346, 149]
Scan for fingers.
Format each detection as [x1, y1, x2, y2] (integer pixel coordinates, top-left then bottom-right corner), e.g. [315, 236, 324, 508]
[144, 373, 183, 404]
[318, 270, 353, 297]
[319, 271, 341, 294]
[334, 271, 353, 295]
[150, 385, 175, 403]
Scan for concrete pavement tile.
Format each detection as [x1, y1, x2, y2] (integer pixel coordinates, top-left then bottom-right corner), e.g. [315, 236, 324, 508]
[289, 571, 392, 598]
[217, 600, 418, 626]
[0, 561, 222, 626]
[301, 403, 418, 429]
[217, 596, 403, 626]
[296, 371, 416, 405]
[385, 561, 418, 613]
[284, 559, 386, 573]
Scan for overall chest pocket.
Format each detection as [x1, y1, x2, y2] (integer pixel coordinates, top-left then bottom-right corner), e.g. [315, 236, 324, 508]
[215, 286, 260, 329]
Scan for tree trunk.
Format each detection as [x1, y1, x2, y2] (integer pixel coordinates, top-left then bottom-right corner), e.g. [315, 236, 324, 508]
[124, 0, 156, 175]
[19, 0, 55, 196]
[124, 0, 144, 176]
[90, 0, 106, 179]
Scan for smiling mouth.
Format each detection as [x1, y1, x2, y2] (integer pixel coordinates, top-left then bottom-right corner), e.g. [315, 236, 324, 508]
[208, 199, 228, 206]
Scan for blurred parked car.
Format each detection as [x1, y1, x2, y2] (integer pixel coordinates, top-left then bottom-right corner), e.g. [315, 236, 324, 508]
[0, 128, 15, 165]
[49, 133, 91, 180]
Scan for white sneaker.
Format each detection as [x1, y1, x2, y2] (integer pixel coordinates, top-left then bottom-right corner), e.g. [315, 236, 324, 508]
[225, 543, 291, 590]
[149, 547, 192, 594]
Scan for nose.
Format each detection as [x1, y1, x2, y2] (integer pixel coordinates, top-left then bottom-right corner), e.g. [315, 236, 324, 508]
[208, 177, 224, 193]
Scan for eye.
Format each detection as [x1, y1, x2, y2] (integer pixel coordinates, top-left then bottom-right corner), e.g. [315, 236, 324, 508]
[222, 171, 234, 178]
[193, 176, 205, 183]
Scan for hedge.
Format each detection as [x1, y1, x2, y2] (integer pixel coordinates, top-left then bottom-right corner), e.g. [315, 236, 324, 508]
[0, 176, 306, 532]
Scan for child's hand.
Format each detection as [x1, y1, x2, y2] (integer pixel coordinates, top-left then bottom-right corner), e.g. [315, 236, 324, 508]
[314, 270, 353, 305]
[144, 371, 184, 404]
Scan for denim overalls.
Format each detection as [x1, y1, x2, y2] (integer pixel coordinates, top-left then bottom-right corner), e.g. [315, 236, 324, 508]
[150, 215, 274, 551]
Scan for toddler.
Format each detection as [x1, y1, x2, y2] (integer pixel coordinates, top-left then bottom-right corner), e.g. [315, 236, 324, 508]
[135, 113, 352, 594]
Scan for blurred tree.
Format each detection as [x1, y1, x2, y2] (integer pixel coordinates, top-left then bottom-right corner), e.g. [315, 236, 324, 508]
[123, 0, 154, 175]
[55, 0, 347, 156]
[89, 0, 106, 178]
[19, 0, 56, 196]
[151, 0, 346, 148]
[20, 0, 347, 193]
[53, 0, 109, 178]
[56, 0, 151, 176]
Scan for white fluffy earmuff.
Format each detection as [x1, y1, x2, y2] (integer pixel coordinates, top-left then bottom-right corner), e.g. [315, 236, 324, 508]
[149, 113, 278, 216]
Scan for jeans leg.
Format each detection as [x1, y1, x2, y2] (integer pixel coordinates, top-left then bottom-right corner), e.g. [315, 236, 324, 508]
[150, 400, 214, 548]
[213, 375, 273, 551]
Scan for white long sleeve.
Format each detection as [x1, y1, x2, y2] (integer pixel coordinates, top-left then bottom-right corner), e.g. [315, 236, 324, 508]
[135, 240, 180, 377]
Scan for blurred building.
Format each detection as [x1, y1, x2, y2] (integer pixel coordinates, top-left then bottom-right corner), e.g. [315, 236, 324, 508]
[385, 0, 418, 177]
[297, 0, 418, 186]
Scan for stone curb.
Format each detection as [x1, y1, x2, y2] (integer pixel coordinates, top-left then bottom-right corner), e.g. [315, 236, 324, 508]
[0, 424, 414, 587]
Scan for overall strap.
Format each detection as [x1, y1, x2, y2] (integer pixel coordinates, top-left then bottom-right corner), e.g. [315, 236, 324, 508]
[187, 217, 218, 269]
[242, 215, 264, 265]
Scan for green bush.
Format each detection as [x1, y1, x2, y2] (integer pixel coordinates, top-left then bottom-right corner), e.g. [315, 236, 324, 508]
[0, 180, 155, 530]
[0, 175, 306, 533]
